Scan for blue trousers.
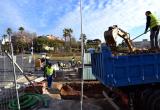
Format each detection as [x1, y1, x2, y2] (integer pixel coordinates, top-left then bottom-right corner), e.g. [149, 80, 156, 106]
[47, 75, 53, 88]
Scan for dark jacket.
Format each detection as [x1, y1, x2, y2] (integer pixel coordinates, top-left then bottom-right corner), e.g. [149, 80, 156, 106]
[145, 16, 151, 32]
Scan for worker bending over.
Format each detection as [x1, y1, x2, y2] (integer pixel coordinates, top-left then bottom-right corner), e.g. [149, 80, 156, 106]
[144, 11, 160, 50]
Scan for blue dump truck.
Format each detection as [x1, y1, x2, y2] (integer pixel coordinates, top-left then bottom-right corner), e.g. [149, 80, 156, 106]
[90, 26, 160, 110]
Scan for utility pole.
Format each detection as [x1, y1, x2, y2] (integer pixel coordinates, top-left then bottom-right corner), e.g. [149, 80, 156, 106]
[80, 0, 84, 110]
[9, 34, 20, 110]
[31, 41, 34, 56]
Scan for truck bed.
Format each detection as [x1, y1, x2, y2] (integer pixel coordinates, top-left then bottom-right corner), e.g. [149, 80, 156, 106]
[91, 46, 160, 87]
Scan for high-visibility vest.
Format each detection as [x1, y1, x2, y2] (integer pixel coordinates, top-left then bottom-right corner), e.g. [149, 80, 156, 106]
[46, 66, 55, 76]
[149, 14, 160, 29]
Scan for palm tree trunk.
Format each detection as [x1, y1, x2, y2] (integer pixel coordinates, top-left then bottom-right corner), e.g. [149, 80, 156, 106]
[70, 36, 71, 52]
[65, 36, 66, 52]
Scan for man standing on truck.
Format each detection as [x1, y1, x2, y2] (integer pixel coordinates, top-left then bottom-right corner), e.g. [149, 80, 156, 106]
[144, 11, 160, 50]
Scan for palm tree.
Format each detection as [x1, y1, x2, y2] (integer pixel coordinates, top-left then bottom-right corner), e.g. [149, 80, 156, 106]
[63, 28, 73, 51]
[18, 26, 25, 43]
[80, 34, 87, 50]
[63, 28, 68, 51]
[6, 28, 12, 52]
[18, 27, 24, 34]
[2, 34, 7, 44]
[1, 34, 9, 52]
[63, 29, 67, 46]
[7, 28, 12, 36]
[18, 27, 26, 53]
[68, 28, 73, 49]
[80, 33, 87, 43]
[3, 34, 7, 40]
[7, 28, 12, 43]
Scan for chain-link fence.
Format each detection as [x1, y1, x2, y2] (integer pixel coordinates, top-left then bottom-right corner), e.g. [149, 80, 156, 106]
[0, 53, 35, 109]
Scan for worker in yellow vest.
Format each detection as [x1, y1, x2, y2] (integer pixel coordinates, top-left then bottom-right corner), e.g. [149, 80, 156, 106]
[44, 62, 55, 88]
[71, 57, 76, 68]
[144, 11, 160, 49]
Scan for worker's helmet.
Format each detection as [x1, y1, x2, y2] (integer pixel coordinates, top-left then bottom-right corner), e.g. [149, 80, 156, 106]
[47, 62, 52, 66]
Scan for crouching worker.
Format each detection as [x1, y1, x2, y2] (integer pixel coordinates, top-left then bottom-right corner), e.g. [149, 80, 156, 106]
[44, 62, 55, 88]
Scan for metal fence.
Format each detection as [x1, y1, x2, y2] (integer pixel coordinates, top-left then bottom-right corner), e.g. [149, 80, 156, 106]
[0, 53, 35, 109]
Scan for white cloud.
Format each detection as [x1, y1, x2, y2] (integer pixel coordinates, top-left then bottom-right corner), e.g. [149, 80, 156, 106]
[52, 0, 160, 43]
[1, 0, 159, 42]
[0, 1, 37, 33]
[52, 5, 81, 38]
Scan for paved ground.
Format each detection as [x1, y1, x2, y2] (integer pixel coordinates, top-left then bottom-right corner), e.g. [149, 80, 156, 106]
[39, 99, 115, 110]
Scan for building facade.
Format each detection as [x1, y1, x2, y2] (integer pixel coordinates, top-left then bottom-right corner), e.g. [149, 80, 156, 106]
[132, 39, 150, 49]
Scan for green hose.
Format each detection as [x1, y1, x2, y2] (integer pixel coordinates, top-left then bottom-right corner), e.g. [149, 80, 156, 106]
[8, 93, 49, 110]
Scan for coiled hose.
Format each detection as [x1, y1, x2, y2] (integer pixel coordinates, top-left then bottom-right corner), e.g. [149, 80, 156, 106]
[8, 93, 49, 110]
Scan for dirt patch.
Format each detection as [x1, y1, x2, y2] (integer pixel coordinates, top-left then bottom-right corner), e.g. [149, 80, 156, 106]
[60, 81, 110, 99]
[60, 85, 81, 99]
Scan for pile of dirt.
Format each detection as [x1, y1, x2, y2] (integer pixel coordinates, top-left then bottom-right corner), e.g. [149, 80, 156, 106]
[60, 85, 81, 99]
[61, 82, 109, 99]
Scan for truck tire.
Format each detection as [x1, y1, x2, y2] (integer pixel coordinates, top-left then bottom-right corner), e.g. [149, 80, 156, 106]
[151, 95, 160, 110]
[140, 89, 153, 110]
[146, 90, 160, 110]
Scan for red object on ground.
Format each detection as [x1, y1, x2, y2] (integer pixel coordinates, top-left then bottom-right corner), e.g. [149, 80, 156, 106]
[60, 85, 81, 99]
[25, 82, 47, 94]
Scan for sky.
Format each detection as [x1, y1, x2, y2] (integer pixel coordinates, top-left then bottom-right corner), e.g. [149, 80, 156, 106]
[0, 0, 160, 43]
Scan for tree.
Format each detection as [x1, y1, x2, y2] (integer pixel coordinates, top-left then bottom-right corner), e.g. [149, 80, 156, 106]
[3, 28, 12, 52]
[80, 33, 87, 43]
[10, 31, 35, 54]
[1, 34, 9, 52]
[68, 28, 73, 49]
[2, 34, 7, 42]
[18, 27, 24, 34]
[63, 28, 73, 52]
[18, 27, 25, 53]
[18, 27, 25, 52]
[7, 28, 12, 37]
[93, 39, 101, 44]
[6, 28, 12, 48]
[63, 29, 68, 50]
[33, 36, 47, 52]
[86, 39, 101, 50]
[79, 34, 87, 50]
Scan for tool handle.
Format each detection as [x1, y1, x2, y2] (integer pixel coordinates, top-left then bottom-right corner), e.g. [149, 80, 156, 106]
[131, 30, 150, 41]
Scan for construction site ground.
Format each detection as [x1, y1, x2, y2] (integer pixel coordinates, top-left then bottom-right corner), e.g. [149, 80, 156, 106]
[0, 54, 118, 110]
[23, 68, 117, 110]
[3, 54, 153, 110]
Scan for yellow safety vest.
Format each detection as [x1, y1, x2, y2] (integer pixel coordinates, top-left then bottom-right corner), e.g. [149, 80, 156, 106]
[46, 66, 55, 76]
[149, 14, 160, 29]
